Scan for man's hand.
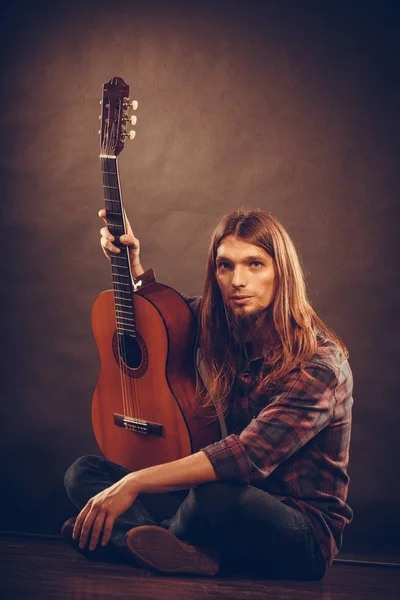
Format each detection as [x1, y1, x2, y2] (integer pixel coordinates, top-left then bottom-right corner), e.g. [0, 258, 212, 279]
[72, 475, 139, 551]
[72, 452, 217, 551]
[98, 208, 143, 275]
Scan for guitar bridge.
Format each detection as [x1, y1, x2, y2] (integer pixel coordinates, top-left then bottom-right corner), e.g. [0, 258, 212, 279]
[113, 413, 163, 437]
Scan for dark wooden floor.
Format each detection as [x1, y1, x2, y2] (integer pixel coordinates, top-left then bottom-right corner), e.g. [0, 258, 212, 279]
[0, 536, 399, 600]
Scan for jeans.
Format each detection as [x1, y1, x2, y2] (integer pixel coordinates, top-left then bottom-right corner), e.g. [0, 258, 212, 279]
[64, 455, 326, 580]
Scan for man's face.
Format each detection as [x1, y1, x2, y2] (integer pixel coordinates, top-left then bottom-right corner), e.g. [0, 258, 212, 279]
[215, 235, 276, 317]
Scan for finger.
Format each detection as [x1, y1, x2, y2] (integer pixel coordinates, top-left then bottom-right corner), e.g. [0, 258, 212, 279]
[101, 236, 120, 254]
[73, 504, 90, 540]
[101, 513, 116, 547]
[119, 234, 137, 247]
[89, 511, 107, 551]
[100, 227, 113, 240]
[98, 208, 107, 222]
[79, 508, 98, 548]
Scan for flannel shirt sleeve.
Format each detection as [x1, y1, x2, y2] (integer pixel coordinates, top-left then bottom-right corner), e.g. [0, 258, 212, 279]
[201, 363, 337, 484]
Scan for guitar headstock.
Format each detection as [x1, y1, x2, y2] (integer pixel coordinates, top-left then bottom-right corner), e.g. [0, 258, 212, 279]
[99, 77, 138, 156]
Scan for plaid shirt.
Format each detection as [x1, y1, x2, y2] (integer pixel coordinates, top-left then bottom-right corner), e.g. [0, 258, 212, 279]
[187, 296, 353, 571]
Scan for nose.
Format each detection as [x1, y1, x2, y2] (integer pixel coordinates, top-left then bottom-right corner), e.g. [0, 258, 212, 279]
[231, 266, 246, 288]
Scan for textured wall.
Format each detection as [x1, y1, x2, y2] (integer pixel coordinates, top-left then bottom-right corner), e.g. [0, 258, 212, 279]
[1, 0, 399, 559]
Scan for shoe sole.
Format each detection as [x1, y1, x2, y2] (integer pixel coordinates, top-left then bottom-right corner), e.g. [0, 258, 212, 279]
[125, 525, 219, 576]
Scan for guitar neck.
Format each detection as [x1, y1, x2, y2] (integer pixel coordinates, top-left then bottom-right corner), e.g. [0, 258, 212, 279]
[100, 155, 137, 337]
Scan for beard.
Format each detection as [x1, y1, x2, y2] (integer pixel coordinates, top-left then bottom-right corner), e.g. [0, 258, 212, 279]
[225, 304, 269, 345]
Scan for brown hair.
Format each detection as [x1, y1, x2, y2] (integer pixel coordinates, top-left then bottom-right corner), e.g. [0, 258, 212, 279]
[197, 209, 348, 419]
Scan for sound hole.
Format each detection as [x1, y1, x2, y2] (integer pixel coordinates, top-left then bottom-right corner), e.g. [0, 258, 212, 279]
[112, 331, 149, 378]
[118, 334, 142, 369]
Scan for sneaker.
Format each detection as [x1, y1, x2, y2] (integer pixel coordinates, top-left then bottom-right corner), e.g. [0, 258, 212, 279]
[125, 525, 220, 576]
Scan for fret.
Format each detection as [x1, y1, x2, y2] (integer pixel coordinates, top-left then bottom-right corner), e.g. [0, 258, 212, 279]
[104, 206, 121, 212]
[116, 317, 135, 324]
[111, 258, 129, 266]
[117, 322, 135, 330]
[101, 149, 136, 332]
[113, 291, 131, 297]
[117, 332, 136, 338]
[117, 331, 136, 338]
[111, 267, 130, 274]
[116, 315, 134, 321]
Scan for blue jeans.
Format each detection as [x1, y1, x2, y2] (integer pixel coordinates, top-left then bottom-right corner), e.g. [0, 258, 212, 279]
[64, 455, 326, 579]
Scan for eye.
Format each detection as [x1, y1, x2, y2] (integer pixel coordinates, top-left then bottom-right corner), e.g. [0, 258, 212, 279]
[217, 261, 232, 270]
[250, 261, 263, 268]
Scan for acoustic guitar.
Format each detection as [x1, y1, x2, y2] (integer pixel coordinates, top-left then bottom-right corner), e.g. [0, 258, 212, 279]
[91, 76, 220, 472]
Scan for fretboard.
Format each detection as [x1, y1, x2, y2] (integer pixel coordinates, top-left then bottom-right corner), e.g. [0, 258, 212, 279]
[101, 156, 136, 337]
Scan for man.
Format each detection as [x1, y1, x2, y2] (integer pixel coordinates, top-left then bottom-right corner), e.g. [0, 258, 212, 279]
[63, 208, 353, 580]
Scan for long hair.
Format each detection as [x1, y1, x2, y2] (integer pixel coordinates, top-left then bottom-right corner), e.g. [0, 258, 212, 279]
[197, 209, 348, 419]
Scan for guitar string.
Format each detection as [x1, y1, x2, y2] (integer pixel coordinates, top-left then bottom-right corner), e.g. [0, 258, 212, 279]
[105, 149, 141, 425]
[102, 154, 129, 421]
[103, 150, 129, 420]
[121, 201, 143, 427]
[108, 155, 133, 422]
[115, 152, 141, 424]
[104, 102, 143, 430]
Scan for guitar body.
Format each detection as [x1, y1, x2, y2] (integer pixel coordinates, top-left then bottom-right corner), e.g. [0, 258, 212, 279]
[92, 280, 220, 472]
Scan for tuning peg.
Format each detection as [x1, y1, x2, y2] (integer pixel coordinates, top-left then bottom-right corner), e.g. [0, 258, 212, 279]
[124, 100, 138, 110]
[128, 130, 136, 140]
[130, 115, 137, 125]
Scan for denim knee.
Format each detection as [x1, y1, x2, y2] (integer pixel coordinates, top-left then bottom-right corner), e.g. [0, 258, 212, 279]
[64, 454, 102, 499]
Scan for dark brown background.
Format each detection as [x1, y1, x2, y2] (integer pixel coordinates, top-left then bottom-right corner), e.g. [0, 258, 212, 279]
[0, 0, 399, 560]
